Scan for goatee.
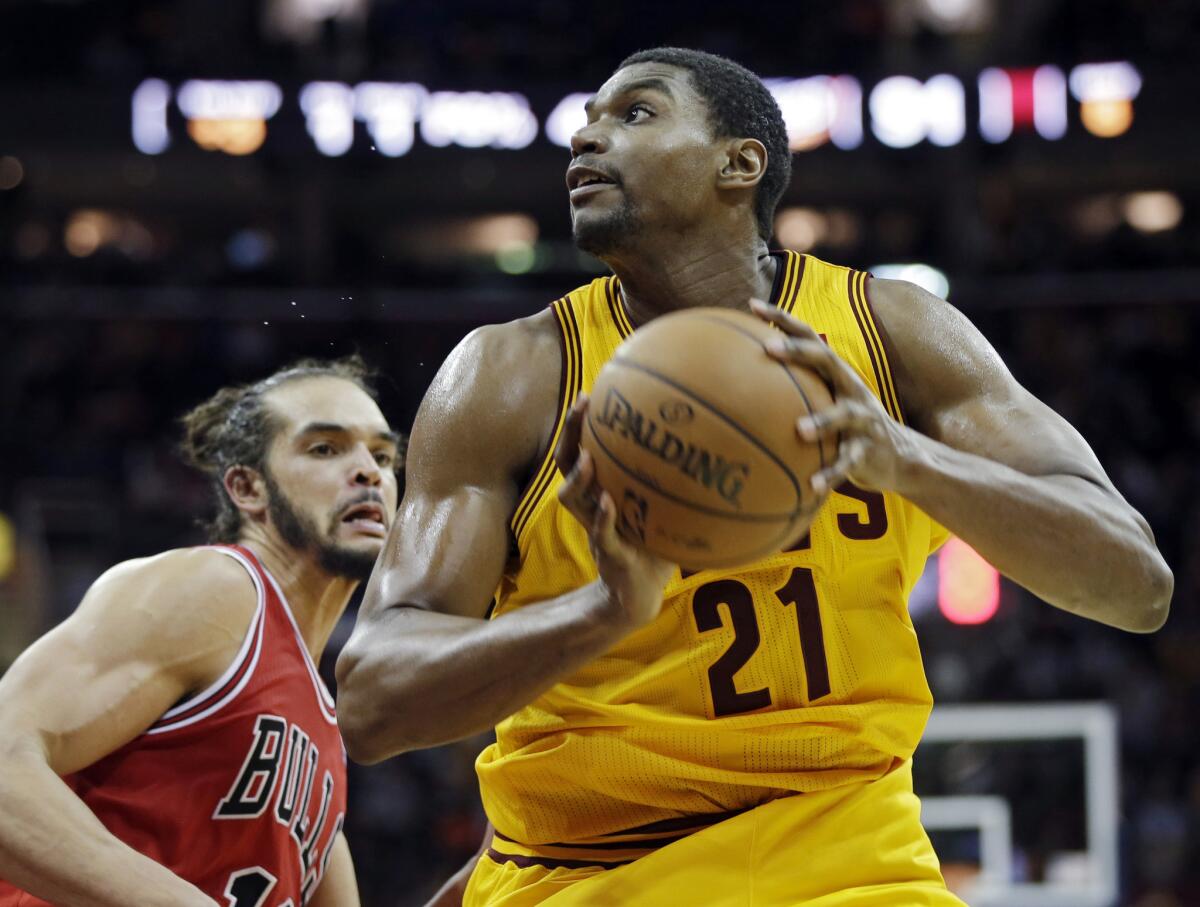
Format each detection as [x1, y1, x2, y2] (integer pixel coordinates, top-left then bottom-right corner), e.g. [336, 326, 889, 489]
[264, 472, 377, 581]
[571, 197, 639, 257]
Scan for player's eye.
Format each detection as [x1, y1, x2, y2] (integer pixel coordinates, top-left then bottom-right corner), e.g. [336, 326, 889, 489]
[374, 451, 394, 467]
[309, 442, 337, 457]
[625, 104, 652, 123]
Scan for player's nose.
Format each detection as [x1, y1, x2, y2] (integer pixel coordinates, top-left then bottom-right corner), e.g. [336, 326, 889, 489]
[570, 123, 607, 159]
[349, 444, 383, 486]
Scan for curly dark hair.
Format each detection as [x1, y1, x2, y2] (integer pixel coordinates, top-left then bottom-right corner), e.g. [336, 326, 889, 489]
[180, 355, 386, 543]
[618, 47, 792, 242]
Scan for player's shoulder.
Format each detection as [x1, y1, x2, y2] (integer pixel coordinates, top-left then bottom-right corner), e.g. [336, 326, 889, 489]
[85, 546, 258, 643]
[460, 307, 562, 372]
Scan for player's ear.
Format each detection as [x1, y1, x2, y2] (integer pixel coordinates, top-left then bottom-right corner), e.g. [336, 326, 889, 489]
[224, 465, 269, 519]
[717, 138, 767, 191]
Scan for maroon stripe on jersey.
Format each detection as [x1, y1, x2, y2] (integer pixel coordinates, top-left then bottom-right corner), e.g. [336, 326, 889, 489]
[150, 602, 263, 731]
[600, 805, 753, 837]
[847, 270, 898, 422]
[153, 641, 257, 728]
[485, 848, 633, 871]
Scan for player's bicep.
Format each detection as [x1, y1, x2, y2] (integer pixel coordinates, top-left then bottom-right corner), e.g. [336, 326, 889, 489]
[365, 322, 557, 620]
[0, 552, 252, 776]
[930, 377, 1111, 483]
[0, 599, 190, 776]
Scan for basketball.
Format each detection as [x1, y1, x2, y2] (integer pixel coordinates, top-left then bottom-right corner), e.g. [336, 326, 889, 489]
[580, 307, 836, 570]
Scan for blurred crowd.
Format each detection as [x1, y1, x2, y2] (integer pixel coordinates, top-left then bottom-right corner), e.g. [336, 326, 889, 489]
[4, 0, 1200, 83]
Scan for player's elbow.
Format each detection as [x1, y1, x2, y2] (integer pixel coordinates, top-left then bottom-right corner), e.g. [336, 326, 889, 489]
[1127, 554, 1173, 633]
[334, 637, 428, 764]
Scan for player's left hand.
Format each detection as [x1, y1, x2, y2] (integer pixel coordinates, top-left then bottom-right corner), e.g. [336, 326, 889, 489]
[750, 297, 920, 495]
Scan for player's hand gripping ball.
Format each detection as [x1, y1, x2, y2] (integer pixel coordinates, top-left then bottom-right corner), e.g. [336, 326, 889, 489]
[580, 305, 837, 570]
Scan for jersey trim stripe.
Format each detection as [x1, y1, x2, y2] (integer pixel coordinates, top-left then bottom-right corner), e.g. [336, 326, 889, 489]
[779, 250, 804, 315]
[847, 270, 904, 424]
[251, 551, 338, 725]
[854, 270, 905, 424]
[509, 296, 570, 537]
[485, 848, 633, 871]
[148, 546, 266, 734]
[608, 278, 634, 338]
[510, 297, 582, 547]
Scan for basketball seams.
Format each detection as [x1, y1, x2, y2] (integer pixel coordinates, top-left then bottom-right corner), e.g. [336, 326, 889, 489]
[677, 310, 829, 475]
[591, 356, 804, 520]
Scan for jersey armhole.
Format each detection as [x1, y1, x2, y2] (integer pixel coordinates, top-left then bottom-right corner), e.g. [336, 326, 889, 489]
[509, 297, 582, 550]
[848, 269, 906, 425]
[146, 546, 266, 735]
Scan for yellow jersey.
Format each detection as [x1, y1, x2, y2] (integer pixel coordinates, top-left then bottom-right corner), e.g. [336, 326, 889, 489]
[477, 251, 948, 848]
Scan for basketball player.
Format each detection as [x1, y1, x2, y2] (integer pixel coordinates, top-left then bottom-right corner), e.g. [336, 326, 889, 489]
[337, 49, 1173, 905]
[0, 358, 401, 906]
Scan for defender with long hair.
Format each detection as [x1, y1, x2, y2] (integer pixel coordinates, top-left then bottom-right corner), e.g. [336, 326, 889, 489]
[0, 357, 401, 907]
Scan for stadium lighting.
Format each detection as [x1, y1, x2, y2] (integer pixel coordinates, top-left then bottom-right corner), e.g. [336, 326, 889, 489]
[0, 157, 23, 191]
[177, 80, 283, 155]
[774, 208, 828, 251]
[354, 82, 427, 157]
[131, 79, 172, 155]
[980, 66, 1068, 142]
[767, 76, 863, 151]
[544, 93, 591, 148]
[1070, 62, 1141, 138]
[420, 92, 538, 150]
[871, 263, 950, 299]
[299, 82, 356, 157]
[1122, 191, 1184, 233]
[870, 75, 965, 148]
[937, 538, 1001, 625]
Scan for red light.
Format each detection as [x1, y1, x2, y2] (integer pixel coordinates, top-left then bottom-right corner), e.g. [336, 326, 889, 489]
[938, 538, 1001, 625]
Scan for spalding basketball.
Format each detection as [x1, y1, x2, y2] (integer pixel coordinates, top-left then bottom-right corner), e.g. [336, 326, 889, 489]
[580, 307, 836, 570]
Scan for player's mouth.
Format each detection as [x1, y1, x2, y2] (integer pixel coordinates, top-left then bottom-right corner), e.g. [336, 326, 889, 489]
[567, 164, 619, 203]
[339, 502, 388, 537]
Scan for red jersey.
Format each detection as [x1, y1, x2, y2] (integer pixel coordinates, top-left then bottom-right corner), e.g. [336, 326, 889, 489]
[0, 545, 348, 906]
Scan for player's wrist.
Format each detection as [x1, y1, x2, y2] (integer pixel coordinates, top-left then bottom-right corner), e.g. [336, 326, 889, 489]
[585, 578, 648, 635]
[886, 426, 943, 499]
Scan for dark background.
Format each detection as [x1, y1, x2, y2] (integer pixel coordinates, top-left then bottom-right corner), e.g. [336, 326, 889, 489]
[1, 1, 1198, 904]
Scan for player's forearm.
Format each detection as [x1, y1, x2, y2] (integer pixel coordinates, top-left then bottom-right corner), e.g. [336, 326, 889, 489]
[0, 742, 216, 907]
[337, 581, 628, 762]
[894, 432, 1172, 631]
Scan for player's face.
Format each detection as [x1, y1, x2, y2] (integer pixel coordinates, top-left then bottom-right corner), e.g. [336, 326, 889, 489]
[568, 63, 727, 256]
[260, 377, 400, 580]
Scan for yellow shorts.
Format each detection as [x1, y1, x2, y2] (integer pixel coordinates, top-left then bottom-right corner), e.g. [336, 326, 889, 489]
[464, 760, 964, 906]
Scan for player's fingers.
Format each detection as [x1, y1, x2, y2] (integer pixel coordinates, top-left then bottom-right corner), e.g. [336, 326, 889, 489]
[764, 334, 871, 401]
[812, 437, 868, 495]
[749, 298, 821, 341]
[589, 489, 622, 553]
[556, 447, 600, 524]
[553, 394, 590, 477]
[796, 400, 876, 442]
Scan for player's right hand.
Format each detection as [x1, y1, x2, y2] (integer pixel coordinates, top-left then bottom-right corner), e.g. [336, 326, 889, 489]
[555, 395, 676, 631]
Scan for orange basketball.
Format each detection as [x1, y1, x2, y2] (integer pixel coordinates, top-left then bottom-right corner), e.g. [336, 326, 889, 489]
[580, 307, 836, 570]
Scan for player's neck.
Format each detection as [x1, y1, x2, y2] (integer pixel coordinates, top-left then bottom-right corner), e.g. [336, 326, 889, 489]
[239, 533, 357, 663]
[604, 231, 776, 327]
